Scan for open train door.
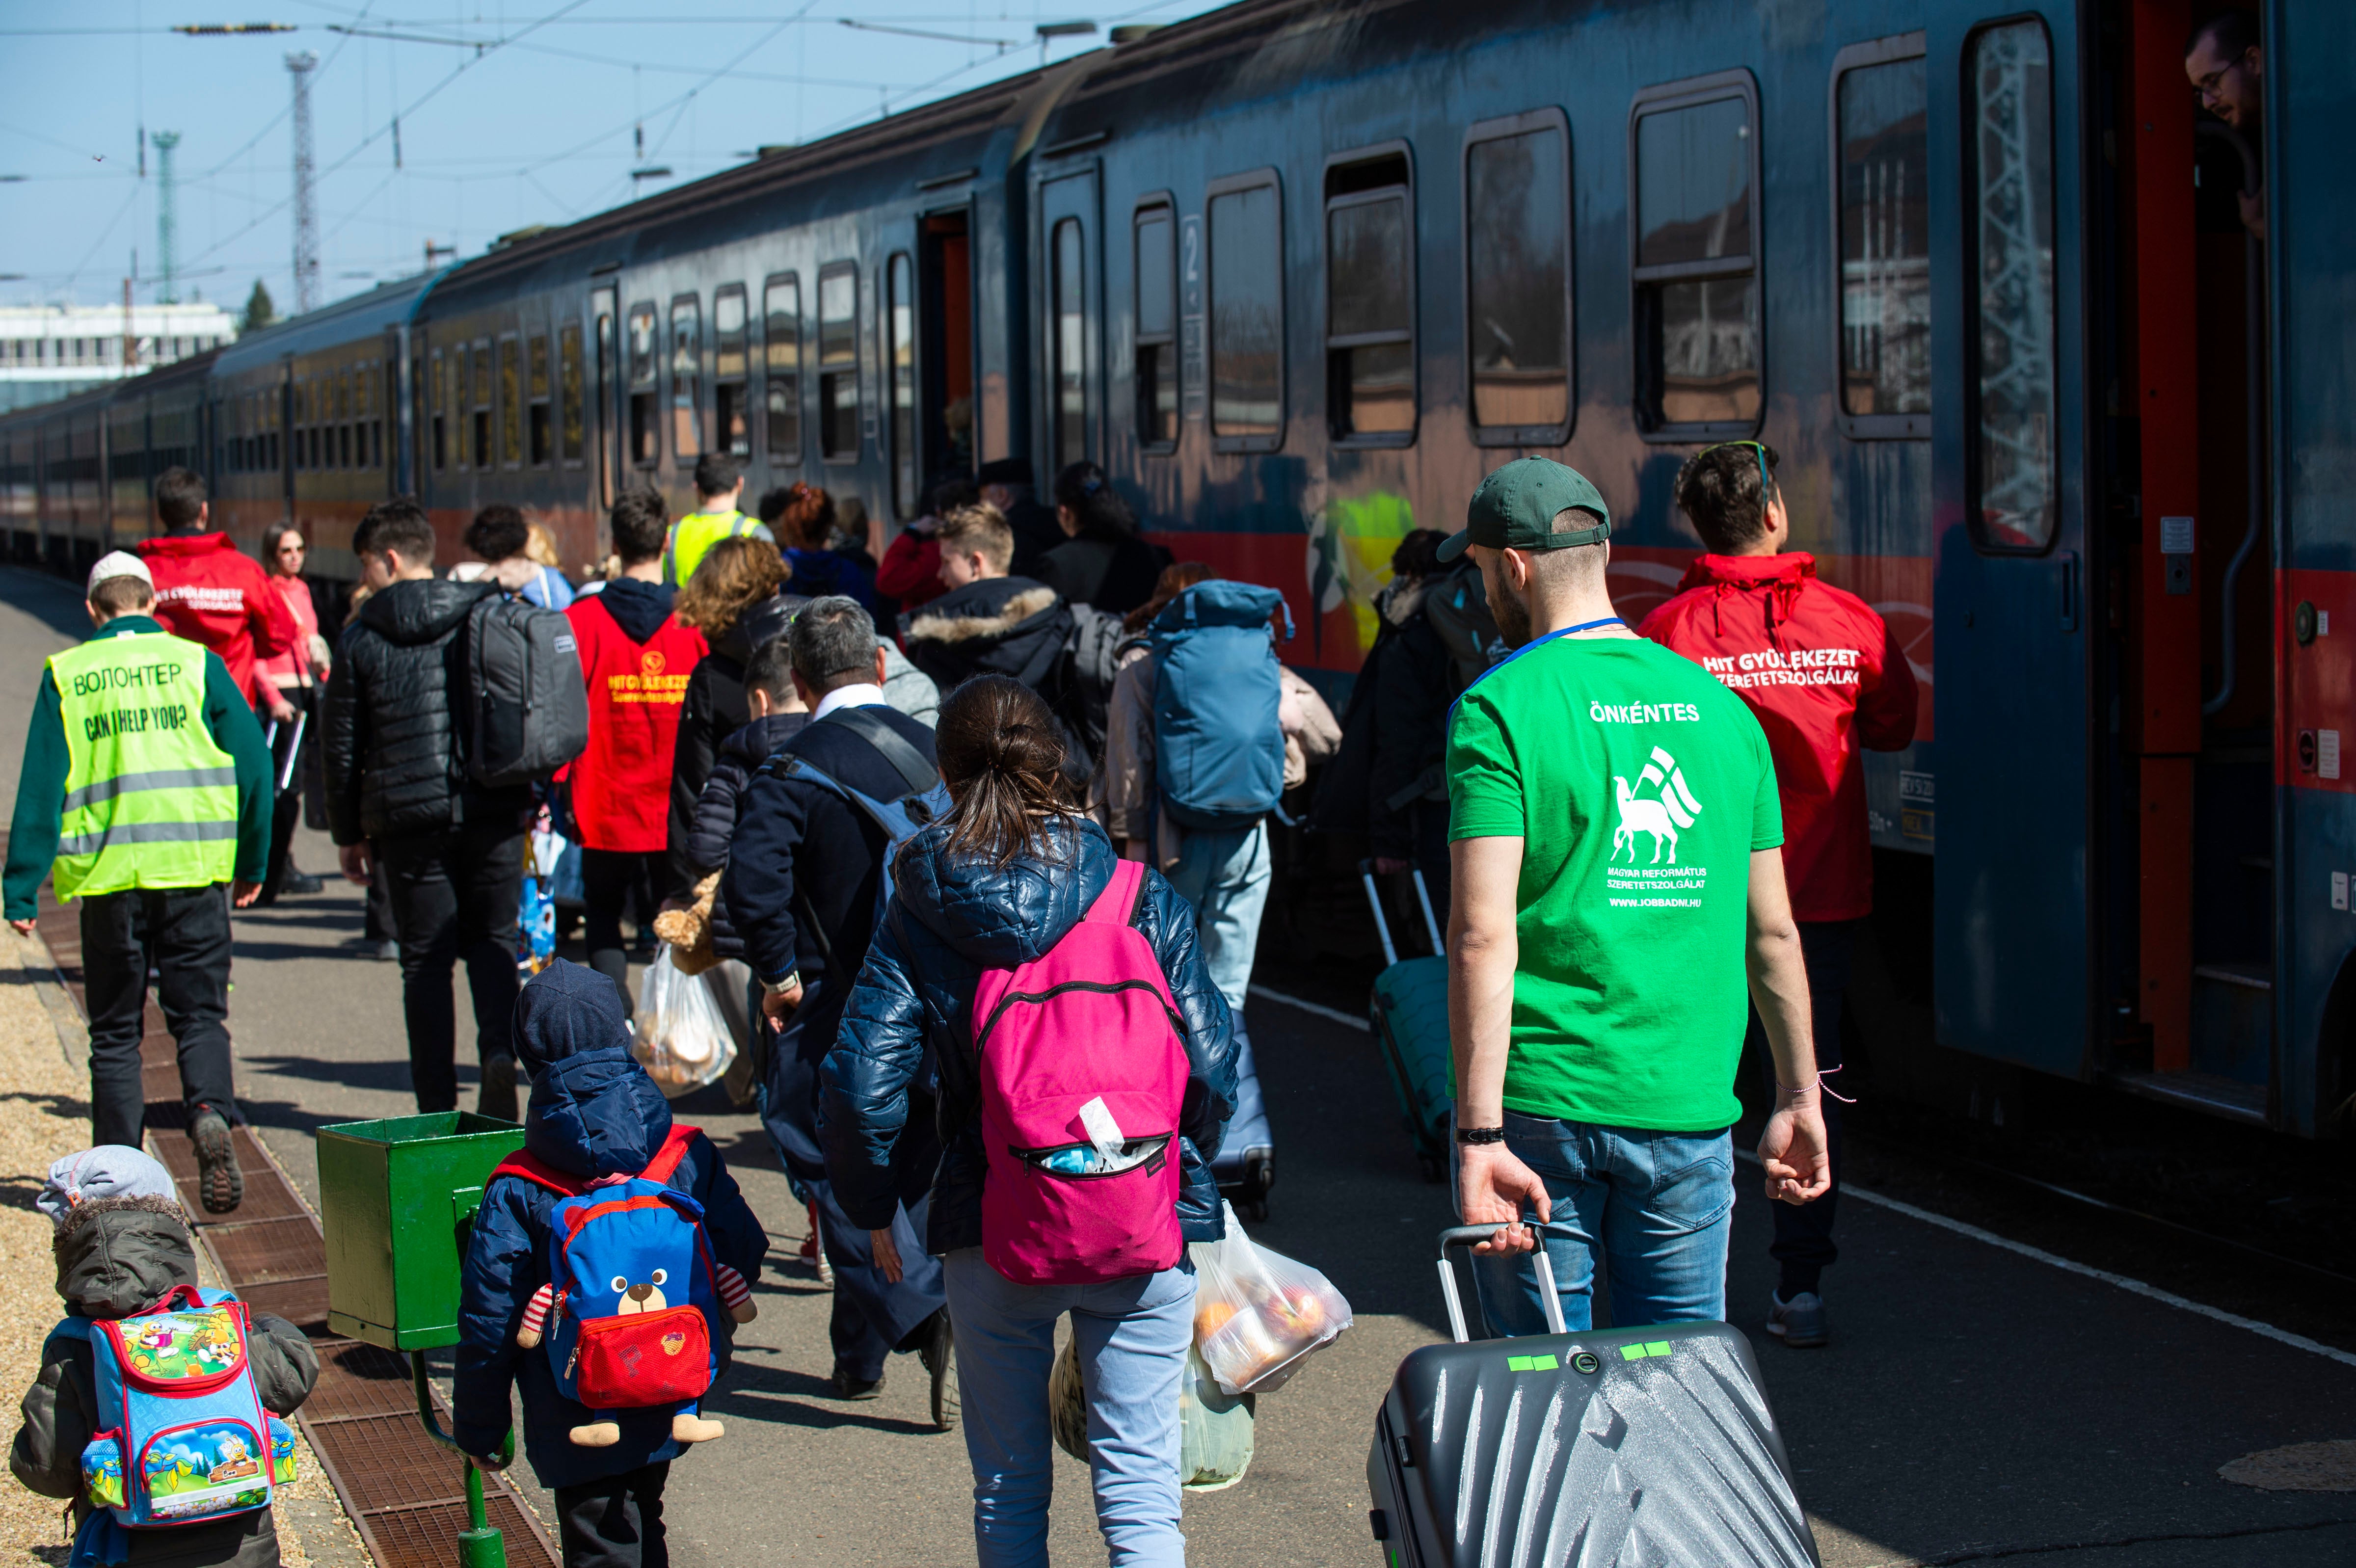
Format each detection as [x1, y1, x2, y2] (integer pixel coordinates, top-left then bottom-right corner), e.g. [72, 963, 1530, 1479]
[1930, 8, 2096, 1075]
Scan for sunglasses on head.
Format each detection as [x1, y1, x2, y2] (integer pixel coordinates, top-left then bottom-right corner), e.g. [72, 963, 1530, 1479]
[1699, 439, 1780, 494]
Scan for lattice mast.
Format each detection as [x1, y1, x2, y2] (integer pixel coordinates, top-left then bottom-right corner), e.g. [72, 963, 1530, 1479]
[286, 51, 321, 314]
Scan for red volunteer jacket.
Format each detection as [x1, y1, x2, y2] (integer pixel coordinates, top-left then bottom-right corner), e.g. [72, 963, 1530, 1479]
[564, 594, 707, 852]
[1638, 552, 1918, 922]
[135, 532, 298, 708]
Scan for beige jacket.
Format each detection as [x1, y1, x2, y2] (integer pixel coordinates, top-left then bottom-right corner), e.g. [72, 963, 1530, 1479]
[1099, 650, 1342, 868]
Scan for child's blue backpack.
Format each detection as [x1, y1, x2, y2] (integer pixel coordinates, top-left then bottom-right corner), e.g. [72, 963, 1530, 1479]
[56, 1285, 296, 1530]
[491, 1126, 731, 1423]
[1151, 581, 1293, 831]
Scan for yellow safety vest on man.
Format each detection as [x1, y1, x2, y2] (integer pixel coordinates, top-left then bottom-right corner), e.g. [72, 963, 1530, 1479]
[46, 631, 241, 900]
[662, 508, 771, 586]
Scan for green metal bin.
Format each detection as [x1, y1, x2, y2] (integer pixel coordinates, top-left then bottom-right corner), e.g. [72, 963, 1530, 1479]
[318, 1112, 525, 1351]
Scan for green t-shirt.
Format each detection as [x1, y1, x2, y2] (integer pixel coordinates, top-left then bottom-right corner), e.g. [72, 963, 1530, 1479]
[1446, 632, 1782, 1130]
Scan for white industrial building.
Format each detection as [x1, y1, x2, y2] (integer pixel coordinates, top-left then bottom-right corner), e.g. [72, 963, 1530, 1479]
[0, 302, 240, 413]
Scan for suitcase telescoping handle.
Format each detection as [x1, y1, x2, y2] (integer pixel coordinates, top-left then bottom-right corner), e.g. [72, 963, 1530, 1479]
[1359, 858, 1445, 968]
[1436, 1224, 1568, 1342]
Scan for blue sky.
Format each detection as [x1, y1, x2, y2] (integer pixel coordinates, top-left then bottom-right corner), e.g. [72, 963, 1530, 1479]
[0, 0, 1231, 315]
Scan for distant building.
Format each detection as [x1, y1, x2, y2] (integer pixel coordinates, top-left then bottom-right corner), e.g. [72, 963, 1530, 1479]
[0, 302, 240, 413]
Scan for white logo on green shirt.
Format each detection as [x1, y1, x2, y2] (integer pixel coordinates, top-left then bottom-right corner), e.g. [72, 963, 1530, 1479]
[1611, 745, 1704, 865]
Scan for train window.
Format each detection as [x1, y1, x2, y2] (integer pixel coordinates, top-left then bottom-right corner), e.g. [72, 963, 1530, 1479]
[627, 304, 659, 467]
[1324, 147, 1415, 444]
[471, 344, 493, 472]
[763, 274, 802, 466]
[1630, 74, 1762, 435]
[713, 285, 750, 463]
[818, 264, 858, 462]
[429, 350, 447, 470]
[1834, 36, 1930, 435]
[1466, 111, 1572, 442]
[1965, 19, 2058, 552]
[670, 298, 704, 461]
[500, 337, 523, 467]
[528, 335, 552, 466]
[559, 324, 585, 465]
[1207, 170, 1284, 450]
[1133, 203, 1178, 452]
[887, 253, 918, 518]
[340, 371, 354, 470]
[1051, 218, 1087, 471]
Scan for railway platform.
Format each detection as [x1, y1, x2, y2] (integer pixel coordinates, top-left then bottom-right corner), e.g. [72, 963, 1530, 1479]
[0, 562, 2350, 1567]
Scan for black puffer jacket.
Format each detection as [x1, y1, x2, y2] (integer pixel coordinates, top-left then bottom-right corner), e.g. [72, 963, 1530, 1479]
[681, 711, 807, 960]
[323, 577, 530, 843]
[666, 591, 804, 898]
[11, 1197, 318, 1567]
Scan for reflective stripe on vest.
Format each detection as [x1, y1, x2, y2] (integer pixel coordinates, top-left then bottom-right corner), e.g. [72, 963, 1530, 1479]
[47, 632, 240, 899]
[664, 510, 759, 585]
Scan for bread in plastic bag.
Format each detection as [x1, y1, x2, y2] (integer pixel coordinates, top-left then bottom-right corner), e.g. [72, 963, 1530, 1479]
[633, 945, 736, 1097]
[1190, 1203, 1353, 1396]
[1050, 1334, 1254, 1490]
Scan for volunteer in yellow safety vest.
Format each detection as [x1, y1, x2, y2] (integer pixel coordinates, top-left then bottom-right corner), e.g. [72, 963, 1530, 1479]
[2, 552, 273, 1214]
[663, 452, 774, 586]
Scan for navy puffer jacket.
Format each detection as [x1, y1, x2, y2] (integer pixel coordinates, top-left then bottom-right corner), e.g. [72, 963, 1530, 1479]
[819, 816, 1239, 1258]
[452, 961, 766, 1490]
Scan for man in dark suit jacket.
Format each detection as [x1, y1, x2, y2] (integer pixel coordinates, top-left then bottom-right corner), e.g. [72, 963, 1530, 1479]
[723, 595, 950, 1401]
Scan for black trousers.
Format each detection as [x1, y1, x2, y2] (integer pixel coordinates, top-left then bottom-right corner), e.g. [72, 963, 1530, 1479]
[579, 847, 663, 1016]
[80, 884, 238, 1146]
[377, 824, 524, 1113]
[259, 686, 311, 903]
[1749, 918, 1858, 1297]
[554, 1461, 668, 1568]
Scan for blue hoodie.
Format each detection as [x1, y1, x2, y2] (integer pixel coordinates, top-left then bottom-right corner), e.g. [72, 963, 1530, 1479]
[452, 960, 765, 1489]
[819, 817, 1239, 1257]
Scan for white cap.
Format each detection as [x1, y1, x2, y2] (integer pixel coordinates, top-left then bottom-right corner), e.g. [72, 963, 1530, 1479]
[86, 551, 153, 597]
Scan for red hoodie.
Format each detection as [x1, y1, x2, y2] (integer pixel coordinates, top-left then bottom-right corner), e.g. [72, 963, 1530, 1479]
[565, 586, 708, 852]
[875, 526, 947, 611]
[135, 532, 297, 709]
[1638, 552, 1918, 922]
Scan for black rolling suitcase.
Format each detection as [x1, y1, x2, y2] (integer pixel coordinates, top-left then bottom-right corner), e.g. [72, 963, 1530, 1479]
[1367, 1227, 1820, 1567]
[1362, 861, 1452, 1181]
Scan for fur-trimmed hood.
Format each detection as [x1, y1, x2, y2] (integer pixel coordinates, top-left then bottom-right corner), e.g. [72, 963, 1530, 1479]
[901, 576, 1073, 694]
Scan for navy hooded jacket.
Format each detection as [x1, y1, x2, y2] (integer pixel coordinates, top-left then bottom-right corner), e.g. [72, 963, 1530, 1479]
[452, 960, 766, 1489]
[818, 816, 1240, 1257]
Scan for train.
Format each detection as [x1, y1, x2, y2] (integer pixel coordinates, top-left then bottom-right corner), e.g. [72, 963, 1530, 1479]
[4, 0, 2350, 1140]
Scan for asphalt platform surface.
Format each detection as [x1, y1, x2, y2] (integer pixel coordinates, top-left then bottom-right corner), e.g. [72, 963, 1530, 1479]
[5, 565, 2353, 1566]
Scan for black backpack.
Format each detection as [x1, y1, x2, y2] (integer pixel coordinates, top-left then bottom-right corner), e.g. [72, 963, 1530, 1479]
[464, 594, 590, 787]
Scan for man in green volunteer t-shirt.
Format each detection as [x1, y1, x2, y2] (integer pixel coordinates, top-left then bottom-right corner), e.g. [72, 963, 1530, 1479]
[1440, 457, 1830, 1336]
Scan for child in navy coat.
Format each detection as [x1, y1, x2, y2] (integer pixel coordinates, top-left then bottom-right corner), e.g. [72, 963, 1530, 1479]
[454, 960, 765, 1568]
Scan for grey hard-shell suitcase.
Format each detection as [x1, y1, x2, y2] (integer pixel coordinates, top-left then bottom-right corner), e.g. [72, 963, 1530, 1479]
[1366, 1227, 1820, 1567]
[1362, 861, 1452, 1182]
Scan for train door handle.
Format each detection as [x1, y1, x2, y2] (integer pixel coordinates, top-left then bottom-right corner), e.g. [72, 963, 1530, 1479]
[2057, 550, 2080, 633]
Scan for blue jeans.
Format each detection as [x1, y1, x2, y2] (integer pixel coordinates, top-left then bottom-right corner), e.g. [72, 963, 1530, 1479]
[943, 1248, 1195, 1568]
[1463, 1116, 1734, 1335]
[1160, 820, 1270, 1011]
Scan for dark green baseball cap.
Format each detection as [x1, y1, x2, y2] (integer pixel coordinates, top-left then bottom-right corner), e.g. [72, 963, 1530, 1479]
[1436, 457, 1612, 562]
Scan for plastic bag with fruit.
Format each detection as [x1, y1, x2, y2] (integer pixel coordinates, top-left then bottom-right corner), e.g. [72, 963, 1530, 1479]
[632, 945, 736, 1097]
[1189, 1204, 1353, 1396]
[1050, 1337, 1255, 1490]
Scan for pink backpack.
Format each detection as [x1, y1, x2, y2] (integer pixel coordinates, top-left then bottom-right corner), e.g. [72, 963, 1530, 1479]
[973, 859, 1190, 1285]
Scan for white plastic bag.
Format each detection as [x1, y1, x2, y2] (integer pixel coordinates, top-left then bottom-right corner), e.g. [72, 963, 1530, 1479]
[1190, 1203, 1353, 1396]
[633, 946, 735, 1097]
[1051, 1336, 1254, 1490]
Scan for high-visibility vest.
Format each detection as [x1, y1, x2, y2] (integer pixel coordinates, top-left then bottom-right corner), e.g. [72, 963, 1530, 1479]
[663, 509, 764, 586]
[47, 631, 240, 900]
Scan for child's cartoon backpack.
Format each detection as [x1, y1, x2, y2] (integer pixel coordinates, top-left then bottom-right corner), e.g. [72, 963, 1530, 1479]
[972, 858, 1192, 1286]
[490, 1125, 752, 1445]
[55, 1285, 297, 1529]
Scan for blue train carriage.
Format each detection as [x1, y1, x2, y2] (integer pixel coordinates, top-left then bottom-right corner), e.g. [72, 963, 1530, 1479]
[208, 276, 437, 583]
[402, 64, 1066, 580]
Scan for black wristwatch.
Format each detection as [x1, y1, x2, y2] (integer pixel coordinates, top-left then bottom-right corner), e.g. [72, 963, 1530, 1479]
[1454, 1125, 1507, 1146]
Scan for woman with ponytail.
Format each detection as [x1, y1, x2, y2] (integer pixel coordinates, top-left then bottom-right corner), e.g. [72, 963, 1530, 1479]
[818, 675, 1238, 1566]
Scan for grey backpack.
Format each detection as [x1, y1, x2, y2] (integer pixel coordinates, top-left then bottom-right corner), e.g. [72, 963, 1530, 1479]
[464, 594, 589, 788]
